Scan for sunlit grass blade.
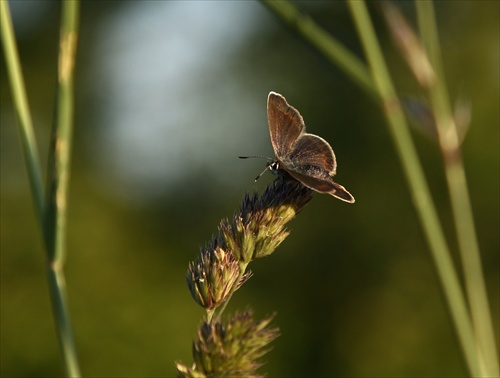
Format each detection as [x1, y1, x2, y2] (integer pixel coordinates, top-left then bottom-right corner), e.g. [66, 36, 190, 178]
[43, 1, 82, 377]
[261, 0, 377, 99]
[416, 2, 499, 376]
[347, 1, 479, 375]
[1, 1, 82, 376]
[0, 0, 44, 223]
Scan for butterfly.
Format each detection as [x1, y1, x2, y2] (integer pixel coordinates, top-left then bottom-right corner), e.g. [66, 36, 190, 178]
[242, 92, 355, 203]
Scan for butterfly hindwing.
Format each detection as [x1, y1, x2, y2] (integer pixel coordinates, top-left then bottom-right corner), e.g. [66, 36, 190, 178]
[286, 170, 355, 203]
[287, 133, 337, 176]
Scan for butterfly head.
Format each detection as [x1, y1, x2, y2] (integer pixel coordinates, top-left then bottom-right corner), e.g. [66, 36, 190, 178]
[267, 160, 280, 175]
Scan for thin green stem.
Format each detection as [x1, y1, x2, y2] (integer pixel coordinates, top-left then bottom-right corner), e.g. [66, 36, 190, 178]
[206, 309, 216, 323]
[45, 0, 79, 264]
[0, 0, 45, 223]
[0, 1, 80, 377]
[261, 0, 377, 99]
[416, 2, 499, 376]
[2, 0, 82, 376]
[46, 266, 81, 377]
[347, 1, 480, 376]
[43, 1, 81, 376]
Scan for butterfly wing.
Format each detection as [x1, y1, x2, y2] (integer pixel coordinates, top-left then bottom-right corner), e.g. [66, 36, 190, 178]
[279, 127, 353, 202]
[286, 170, 355, 203]
[267, 92, 305, 160]
[267, 91, 354, 203]
[287, 133, 337, 176]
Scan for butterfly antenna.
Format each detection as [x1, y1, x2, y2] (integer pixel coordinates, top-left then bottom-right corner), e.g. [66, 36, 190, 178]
[238, 155, 273, 161]
[254, 165, 271, 182]
[238, 155, 274, 182]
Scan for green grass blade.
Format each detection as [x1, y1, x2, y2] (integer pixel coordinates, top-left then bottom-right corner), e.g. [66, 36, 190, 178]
[347, 1, 480, 375]
[0, 0, 45, 223]
[43, 1, 82, 376]
[416, 2, 499, 376]
[44, 0, 79, 264]
[2, 0, 83, 376]
[261, 0, 377, 99]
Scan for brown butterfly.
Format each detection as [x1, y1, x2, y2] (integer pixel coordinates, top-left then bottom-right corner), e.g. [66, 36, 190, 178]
[242, 92, 355, 203]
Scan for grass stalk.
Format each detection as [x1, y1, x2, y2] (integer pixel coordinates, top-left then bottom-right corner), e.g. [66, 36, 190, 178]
[43, 1, 81, 376]
[347, 1, 480, 375]
[1, 1, 81, 376]
[416, 2, 499, 376]
[0, 0, 44, 223]
[261, 0, 377, 99]
[44, 0, 79, 263]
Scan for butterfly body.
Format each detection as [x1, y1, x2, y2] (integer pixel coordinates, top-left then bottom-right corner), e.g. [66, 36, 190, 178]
[267, 92, 355, 203]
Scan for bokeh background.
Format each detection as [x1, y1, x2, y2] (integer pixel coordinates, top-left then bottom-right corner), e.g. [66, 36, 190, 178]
[1, 1, 498, 377]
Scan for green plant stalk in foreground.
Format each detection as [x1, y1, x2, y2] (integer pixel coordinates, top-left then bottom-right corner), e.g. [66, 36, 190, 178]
[43, 2, 81, 376]
[0, 0, 44, 222]
[416, 2, 499, 376]
[1, 1, 82, 376]
[348, 1, 481, 376]
[261, 0, 377, 99]
[348, 1, 481, 375]
[261, 0, 495, 376]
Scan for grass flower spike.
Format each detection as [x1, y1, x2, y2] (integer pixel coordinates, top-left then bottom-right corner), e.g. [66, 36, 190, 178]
[180, 176, 312, 376]
[176, 311, 279, 378]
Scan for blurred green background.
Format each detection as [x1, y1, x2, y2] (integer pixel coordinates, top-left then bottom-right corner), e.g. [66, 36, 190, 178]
[1, 1, 498, 377]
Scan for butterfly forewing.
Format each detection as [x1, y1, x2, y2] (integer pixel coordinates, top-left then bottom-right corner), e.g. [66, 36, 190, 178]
[267, 92, 305, 159]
